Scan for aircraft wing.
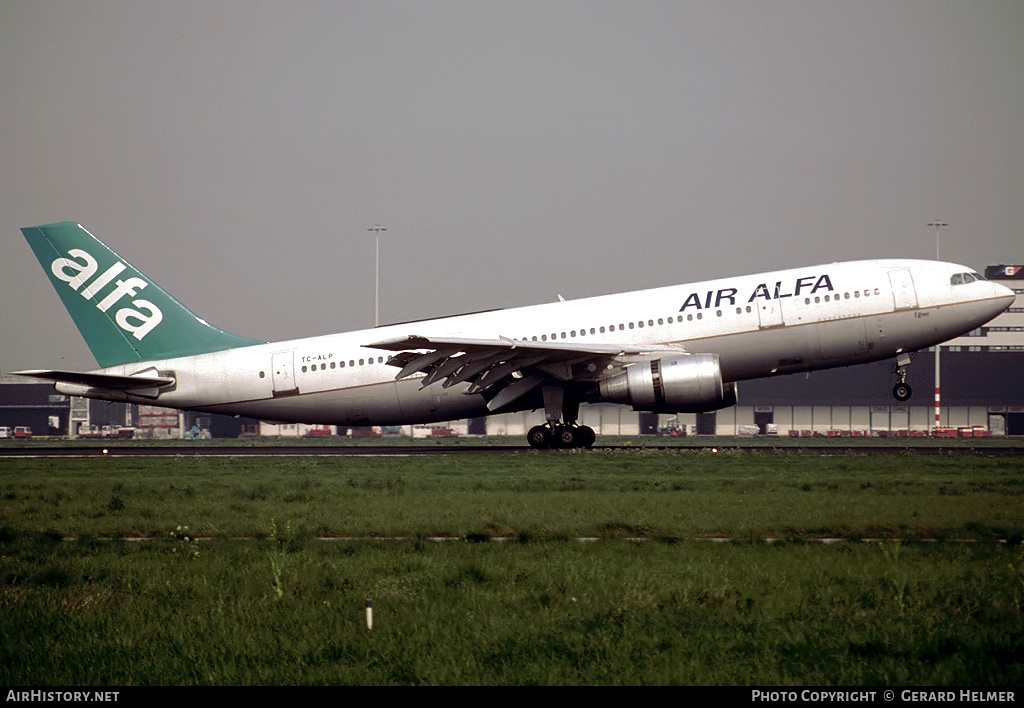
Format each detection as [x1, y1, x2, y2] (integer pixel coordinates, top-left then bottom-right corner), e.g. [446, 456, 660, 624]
[364, 334, 687, 411]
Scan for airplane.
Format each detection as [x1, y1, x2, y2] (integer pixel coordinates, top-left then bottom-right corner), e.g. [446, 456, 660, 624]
[10, 221, 1015, 448]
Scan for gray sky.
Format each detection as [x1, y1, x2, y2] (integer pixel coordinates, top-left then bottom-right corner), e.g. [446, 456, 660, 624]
[2, 1, 1022, 371]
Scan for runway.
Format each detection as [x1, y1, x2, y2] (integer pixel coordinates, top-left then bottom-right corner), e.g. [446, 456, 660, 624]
[1, 443, 1022, 457]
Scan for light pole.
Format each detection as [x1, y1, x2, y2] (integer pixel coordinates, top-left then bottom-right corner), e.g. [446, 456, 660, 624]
[367, 224, 387, 327]
[928, 220, 948, 433]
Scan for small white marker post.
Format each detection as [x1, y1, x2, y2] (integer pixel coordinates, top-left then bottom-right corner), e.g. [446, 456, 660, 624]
[365, 598, 373, 630]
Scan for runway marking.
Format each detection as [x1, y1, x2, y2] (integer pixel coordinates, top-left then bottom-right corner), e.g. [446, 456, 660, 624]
[58, 535, 1000, 544]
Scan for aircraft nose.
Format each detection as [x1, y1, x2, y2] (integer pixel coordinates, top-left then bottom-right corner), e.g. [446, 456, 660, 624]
[994, 282, 1016, 311]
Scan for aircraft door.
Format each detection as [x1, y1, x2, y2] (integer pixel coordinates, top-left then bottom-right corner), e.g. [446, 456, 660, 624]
[271, 351, 299, 397]
[757, 299, 784, 329]
[888, 270, 918, 311]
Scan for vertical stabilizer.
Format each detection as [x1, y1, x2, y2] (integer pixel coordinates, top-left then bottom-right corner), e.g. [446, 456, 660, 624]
[21, 222, 265, 367]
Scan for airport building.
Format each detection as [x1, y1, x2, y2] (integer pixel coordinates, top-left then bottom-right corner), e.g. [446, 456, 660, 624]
[3, 265, 1022, 438]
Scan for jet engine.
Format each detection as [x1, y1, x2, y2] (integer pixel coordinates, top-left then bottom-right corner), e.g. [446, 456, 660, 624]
[598, 353, 737, 413]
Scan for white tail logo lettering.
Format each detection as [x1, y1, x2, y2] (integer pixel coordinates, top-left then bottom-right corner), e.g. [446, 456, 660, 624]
[50, 249, 163, 341]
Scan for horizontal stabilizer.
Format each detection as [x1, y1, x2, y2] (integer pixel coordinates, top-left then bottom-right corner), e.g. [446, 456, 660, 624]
[11, 369, 175, 390]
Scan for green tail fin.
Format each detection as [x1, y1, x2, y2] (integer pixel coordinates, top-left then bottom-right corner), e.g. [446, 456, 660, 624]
[21, 222, 265, 368]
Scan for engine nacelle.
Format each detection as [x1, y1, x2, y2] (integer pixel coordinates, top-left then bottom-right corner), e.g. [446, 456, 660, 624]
[598, 353, 738, 413]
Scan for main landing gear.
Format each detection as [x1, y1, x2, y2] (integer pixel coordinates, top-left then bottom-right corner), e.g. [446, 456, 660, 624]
[527, 384, 596, 449]
[528, 423, 596, 449]
[892, 353, 913, 402]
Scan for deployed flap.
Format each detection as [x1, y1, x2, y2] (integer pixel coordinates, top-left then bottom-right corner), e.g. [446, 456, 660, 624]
[364, 334, 688, 398]
[486, 373, 547, 411]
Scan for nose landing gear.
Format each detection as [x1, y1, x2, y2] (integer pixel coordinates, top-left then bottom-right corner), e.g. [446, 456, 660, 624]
[892, 352, 913, 402]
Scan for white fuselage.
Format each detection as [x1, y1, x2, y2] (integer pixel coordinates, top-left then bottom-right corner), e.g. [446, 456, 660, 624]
[59, 259, 1014, 426]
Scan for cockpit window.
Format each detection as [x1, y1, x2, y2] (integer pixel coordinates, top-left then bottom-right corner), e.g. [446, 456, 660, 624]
[951, 272, 987, 286]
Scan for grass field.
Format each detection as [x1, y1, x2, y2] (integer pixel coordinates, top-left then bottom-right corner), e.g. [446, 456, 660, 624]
[2, 448, 1023, 685]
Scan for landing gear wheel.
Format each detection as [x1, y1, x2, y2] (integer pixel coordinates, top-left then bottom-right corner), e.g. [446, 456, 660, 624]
[892, 383, 912, 402]
[556, 425, 579, 449]
[552, 425, 597, 449]
[527, 425, 552, 449]
[577, 425, 596, 448]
